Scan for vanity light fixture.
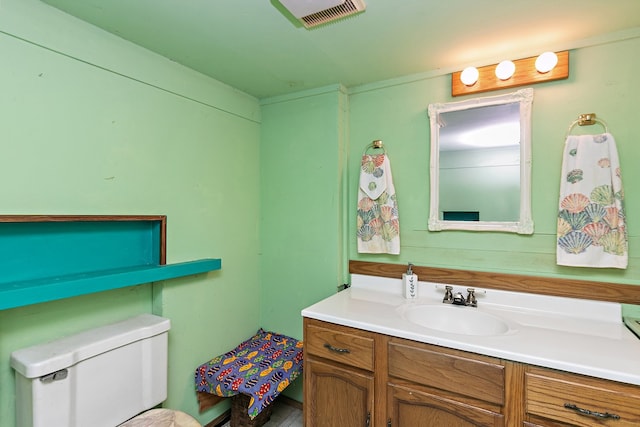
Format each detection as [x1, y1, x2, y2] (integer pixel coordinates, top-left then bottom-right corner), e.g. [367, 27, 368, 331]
[495, 60, 516, 80]
[535, 51, 559, 73]
[452, 50, 569, 97]
[460, 66, 479, 86]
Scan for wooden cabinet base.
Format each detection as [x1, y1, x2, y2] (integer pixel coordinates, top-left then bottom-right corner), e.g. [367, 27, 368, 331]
[304, 318, 640, 427]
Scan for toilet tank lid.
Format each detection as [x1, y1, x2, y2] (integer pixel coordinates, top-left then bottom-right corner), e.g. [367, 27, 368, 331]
[10, 314, 170, 378]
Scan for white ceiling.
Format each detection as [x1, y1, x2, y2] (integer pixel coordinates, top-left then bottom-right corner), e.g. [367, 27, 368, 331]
[41, 0, 640, 99]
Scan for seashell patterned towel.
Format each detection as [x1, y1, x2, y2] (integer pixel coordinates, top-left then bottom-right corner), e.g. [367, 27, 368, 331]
[557, 133, 627, 268]
[357, 153, 400, 254]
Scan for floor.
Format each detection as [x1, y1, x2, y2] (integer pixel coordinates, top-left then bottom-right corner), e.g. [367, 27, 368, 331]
[219, 400, 303, 427]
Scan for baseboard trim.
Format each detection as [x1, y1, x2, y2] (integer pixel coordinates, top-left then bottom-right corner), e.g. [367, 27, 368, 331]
[278, 395, 303, 410]
[204, 409, 230, 427]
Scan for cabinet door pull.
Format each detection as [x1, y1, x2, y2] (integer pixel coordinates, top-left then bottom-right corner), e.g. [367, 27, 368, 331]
[387, 419, 392, 427]
[365, 411, 370, 427]
[564, 403, 621, 420]
[323, 343, 350, 353]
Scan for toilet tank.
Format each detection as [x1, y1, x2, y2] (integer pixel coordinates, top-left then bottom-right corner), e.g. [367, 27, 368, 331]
[10, 314, 171, 427]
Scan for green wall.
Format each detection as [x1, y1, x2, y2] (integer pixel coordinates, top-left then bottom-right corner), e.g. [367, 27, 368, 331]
[1, 1, 639, 426]
[259, 86, 349, 337]
[259, 86, 349, 400]
[0, 1, 261, 425]
[348, 37, 640, 292]
[257, 33, 640, 403]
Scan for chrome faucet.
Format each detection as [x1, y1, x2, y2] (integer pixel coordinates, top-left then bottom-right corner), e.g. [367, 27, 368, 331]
[442, 285, 477, 307]
[452, 291, 466, 305]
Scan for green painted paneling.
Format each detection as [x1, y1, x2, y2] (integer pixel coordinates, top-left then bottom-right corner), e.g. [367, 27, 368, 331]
[0, 1, 261, 426]
[259, 87, 348, 403]
[258, 36, 640, 406]
[2, 1, 639, 425]
[259, 87, 348, 340]
[348, 39, 640, 288]
[0, 0, 260, 123]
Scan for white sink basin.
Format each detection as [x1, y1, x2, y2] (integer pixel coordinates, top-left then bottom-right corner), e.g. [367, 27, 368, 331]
[400, 305, 511, 336]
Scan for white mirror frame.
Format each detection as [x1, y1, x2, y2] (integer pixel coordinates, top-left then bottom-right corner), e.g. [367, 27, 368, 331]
[428, 88, 534, 234]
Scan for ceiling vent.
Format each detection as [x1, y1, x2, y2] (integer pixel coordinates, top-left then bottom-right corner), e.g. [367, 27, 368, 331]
[279, 0, 366, 28]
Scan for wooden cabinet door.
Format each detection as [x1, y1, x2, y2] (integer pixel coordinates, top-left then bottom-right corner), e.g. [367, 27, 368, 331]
[305, 357, 375, 427]
[387, 383, 504, 427]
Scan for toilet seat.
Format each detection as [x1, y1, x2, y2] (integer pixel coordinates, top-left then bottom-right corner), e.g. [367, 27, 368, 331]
[118, 408, 201, 427]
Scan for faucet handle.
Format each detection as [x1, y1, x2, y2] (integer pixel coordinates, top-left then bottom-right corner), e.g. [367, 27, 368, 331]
[466, 288, 477, 307]
[443, 285, 453, 303]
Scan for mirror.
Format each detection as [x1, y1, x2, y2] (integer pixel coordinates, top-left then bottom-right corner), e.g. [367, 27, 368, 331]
[428, 88, 534, 233]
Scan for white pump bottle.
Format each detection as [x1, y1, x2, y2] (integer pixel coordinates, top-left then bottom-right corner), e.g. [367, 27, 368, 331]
[402, 262, 418, 299]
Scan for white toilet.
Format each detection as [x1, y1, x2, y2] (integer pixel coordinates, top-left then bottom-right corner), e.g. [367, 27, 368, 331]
[10, 314, 201, 427]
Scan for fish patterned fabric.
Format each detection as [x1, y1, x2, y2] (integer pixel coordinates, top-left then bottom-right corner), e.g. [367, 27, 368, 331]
[557, 133, 627, 268]
[195, 329, 303, 419]
[357, 153, 400, 254]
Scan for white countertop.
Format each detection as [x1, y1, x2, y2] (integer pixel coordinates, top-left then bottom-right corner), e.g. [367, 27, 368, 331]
[301, 274, 640, 386]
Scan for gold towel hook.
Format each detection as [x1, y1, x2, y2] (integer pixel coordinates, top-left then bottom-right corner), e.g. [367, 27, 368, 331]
[363, 139, 386, 155]
[566, 113, 609, 138]
[578, 113, 597, 126]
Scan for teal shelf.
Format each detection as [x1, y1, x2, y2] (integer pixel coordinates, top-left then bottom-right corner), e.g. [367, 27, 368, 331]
[0, 258, 221, 311]
[0, 219, 163, 283]
[0, 216, 222, 311]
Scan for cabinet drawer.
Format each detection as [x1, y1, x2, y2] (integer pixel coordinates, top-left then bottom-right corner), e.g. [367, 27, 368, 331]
[388, 383, 504, 427]
[304, 319, 375, 371]
[388, 338, 505, 405]
[526, 366, 640, 426]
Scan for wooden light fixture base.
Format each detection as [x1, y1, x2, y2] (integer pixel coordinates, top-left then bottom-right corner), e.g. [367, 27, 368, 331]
[452, 51, 569, 97]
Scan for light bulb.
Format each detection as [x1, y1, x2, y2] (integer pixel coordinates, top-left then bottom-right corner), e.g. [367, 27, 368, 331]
[535, 51, 558, 73]
[495, 60, 515, 80]
[460, 67, 479, 86]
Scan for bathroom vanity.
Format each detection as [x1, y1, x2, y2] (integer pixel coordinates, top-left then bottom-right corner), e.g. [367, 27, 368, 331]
[302, 272, 640, 427]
